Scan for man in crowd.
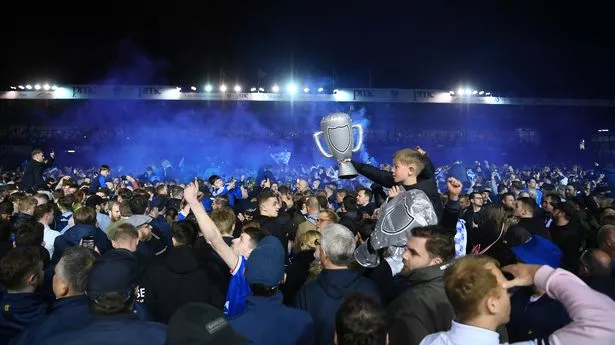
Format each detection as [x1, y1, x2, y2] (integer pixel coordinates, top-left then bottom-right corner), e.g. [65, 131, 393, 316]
[421, 255, 615, 345]
[295, 224, 381, 345]
[388, 226, 455, 345]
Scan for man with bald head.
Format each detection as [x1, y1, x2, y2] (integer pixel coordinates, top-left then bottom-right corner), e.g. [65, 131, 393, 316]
[296, 179, 310, 195]
[579, 248, 615, 300]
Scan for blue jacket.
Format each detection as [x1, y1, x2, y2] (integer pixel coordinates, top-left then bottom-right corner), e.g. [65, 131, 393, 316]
[231, 293, 315, 345]
[0, 293, 51, 345]
[52, 224, 111, 264]
[39, 314, 166, 345]
[212, 185, 243, 207]
[14, 295, 90, 345]
[294, 269, 381, 345]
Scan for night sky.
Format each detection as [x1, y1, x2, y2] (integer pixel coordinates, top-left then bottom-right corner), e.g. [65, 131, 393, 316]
[3, 1, 613, 98]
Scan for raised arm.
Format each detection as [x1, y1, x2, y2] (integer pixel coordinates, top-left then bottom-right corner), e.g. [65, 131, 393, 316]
[184, 182, 240, 271]
[503, 264, 615, 345]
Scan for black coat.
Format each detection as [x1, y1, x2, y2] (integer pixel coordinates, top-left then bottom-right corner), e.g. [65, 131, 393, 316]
[281, 249, 316, 306]
[387, 264, 454, 345]
[141, 245, 226, 324]
[21, 158, 53, 193]
[254, 213, 294, 263]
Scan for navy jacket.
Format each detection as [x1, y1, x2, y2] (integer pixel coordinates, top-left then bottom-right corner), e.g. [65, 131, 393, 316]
[14, 295, 90, 345]
[0, 293, 51, 345]
[507, 289, 570, 342]
[52, 224, 111, 264]
[231, 293, 315, 345]
[39, 314, 166, 345]
[294, 269, 381, 345]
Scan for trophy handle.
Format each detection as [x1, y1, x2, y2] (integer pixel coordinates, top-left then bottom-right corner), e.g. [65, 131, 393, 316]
[313, 131, 334, 158]
[351, 124, 364, 153]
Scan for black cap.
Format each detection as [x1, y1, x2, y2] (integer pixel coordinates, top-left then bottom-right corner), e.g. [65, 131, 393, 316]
[85, 195, 107, 208]
[166, 303, 247, 345]
[87, 249, 138, 299]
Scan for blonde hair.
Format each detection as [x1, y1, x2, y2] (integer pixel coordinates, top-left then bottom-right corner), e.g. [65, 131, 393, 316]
[392, 149, 426, 174]
[444, 255, 501, 322]
[209, 206, 236, 236]
[298, 230, 321, 251]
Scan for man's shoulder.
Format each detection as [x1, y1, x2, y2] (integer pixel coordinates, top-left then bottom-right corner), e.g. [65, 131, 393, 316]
[418, 331, 449, 345]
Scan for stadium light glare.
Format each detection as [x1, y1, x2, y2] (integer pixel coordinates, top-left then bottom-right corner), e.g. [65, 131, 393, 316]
[287, 83, 298, 94]
[190, 86, 197, 91]
[34, 84, 41, 90]
[220, 84, 227, 92]
[43, 84, 50, 90]
[258, 87, 265, 92]
[318, 87, 324, 93]
[204, 84, 213, 92]
[271, 85, 280, 93]
[303, 87, 310, 93]
[250, 87, 257, 92]
[18, 85, 25, 90]
[51, 85, 57, 90]
[234, 85, 242, 92]
[25, 84, 32, 90]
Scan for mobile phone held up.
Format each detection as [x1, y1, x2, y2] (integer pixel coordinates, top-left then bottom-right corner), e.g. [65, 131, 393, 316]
[82, 235, 95, 249]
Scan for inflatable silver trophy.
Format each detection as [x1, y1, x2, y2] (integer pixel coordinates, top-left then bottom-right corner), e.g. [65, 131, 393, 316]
[354, 188, 438, 268]
[313, 112, 364, 179]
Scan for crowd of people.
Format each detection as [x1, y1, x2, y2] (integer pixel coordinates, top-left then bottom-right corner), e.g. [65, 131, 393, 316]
[0, 146, 614, 345]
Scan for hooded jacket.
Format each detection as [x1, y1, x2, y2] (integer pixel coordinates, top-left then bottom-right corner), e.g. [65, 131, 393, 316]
[52, 224, 111, 264]
[0, 293, 51, 345]
[387, 264, 454, 345]
[141, 245, 226, 324]
[14, 295, 91, 345]
[294, 269, 381, 345]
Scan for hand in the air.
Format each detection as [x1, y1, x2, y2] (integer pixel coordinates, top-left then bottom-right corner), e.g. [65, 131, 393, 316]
[447, 177, 463, 197]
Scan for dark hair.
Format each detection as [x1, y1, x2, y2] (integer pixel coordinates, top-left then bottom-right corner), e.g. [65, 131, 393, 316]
[117, 188, 134, 201]
[342, 195, 358, 212]
[100, 165, 111, 172]
[356, 187, 373, 201]
[501, 192, 515, 201]
[516, 197, 537, 215]
[257, 189, 277, 208]
[358, 219, 376, 242]
[0, 201, 14, 216]
[15, 221, 44, 247]
[411, 225, 455, 262]
[59, 246, 98, 293]
[0, 247, 42, 290]
[243, 227, 268, 247]
[172, 220, 198, 246]
[90, 291, 134, 315]
[335, 293, 387, 345]
[33, 202, 54, 221]
[250, 283, 279, 297]
[128, 195, 149, 215]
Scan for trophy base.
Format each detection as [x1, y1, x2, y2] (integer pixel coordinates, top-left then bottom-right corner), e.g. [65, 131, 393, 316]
[338, 161, 358, 179]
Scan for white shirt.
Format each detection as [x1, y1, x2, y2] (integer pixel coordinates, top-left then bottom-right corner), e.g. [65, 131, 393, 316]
[420, 321, 537, 345]
[43, 224, 61, 258]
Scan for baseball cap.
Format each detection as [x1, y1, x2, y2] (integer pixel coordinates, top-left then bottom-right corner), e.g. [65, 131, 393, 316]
[511, 235, 562, 268]
[244, 236, 285, 287]
[167, 303, 247, 345]
[87, 249, 138, 299]
[124, 215, 152, 228]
